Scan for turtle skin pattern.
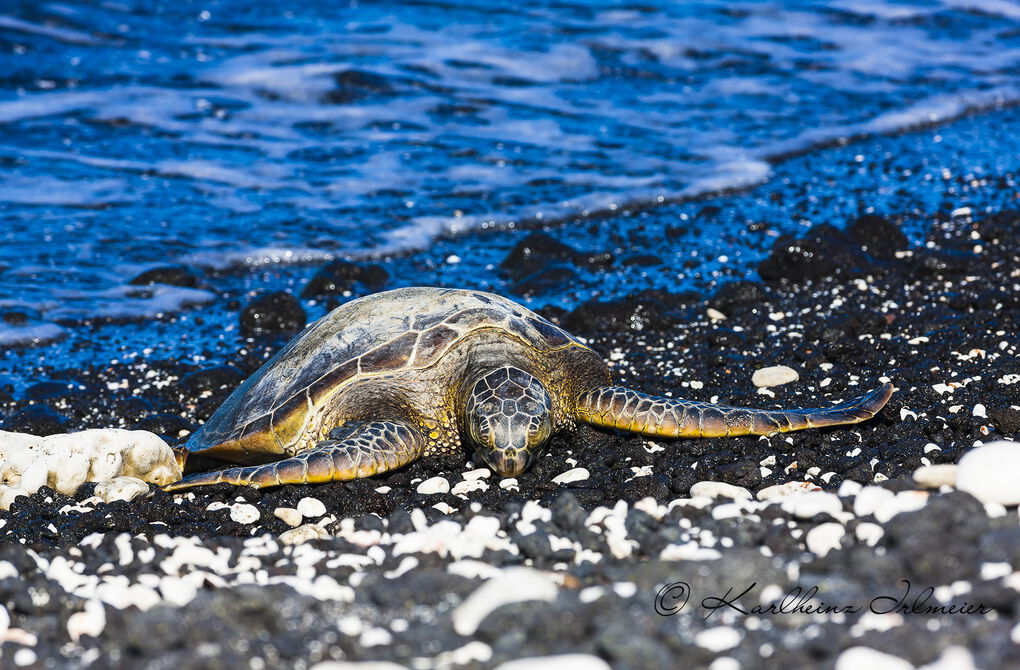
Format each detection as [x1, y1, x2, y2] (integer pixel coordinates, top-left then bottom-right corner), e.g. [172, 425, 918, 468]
[163, 421, 423, 490]
[576, 383, 894, 438]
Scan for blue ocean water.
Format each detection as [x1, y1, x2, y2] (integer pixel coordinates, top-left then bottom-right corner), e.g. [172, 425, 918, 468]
[1, 0, 1020, 367]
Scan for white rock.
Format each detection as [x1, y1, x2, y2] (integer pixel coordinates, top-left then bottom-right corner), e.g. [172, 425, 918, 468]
[751, 365, 799, 388]
[0, 429, 181, 509]
[757, 481, 820, 500]
[855, 522, 884, 546]
[432, 502, 455, 515]
[451, 479, 488, 496]
[0, 603, 9, 632]
[296, 497, 327, 518]
[13, 649, 36, 667]
[912, 464, 957, 489]
[0, 487, 29, 510]
[695, 626, 741, 652]
[707, 308, 727, 321]
[957, 440, 1020, 505]
[552, 467, 589, 485]
[919, 646, 976, 670]
[229, 503, 260, 524]
[0, 431, 38, 450]
[280, 524, 331, 545]
[853, 486, 905, 522]
[806, 523, 845, 557]
[493, 655, 610, 670]
[67, 599, 106, 642]
[416, 476, 450, 494]
[94, 477, 150, 503]
[837, 479, 863, 497]
[709, 659, 741, 670]
[835, 647, 914, 670]
[690, 481, 752, 500]
[782, 491, 842, 519]
[310, 663, 410, 670]
[274, 507, 303, 527]
[452, 568, 558, 636]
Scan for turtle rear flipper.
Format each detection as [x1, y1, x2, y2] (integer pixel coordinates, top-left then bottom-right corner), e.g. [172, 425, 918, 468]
[162, 420, 423, 491]
[575, 383, 893, 438]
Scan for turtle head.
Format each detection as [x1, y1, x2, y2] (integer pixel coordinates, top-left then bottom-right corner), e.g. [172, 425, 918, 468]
[464, 366, 553, 477]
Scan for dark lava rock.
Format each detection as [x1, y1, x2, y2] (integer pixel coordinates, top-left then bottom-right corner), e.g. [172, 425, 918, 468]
[915, 248, 975, 276]
[564, 290, 694, 334]
[979, 527, 1020, 566]
[129, 265, 203, 288]
[622, 254, 663, 267]
[758, 223, 875, 282]
[240, 291, 307, 336]
[708, 280, 767, 314]
[1, 306, 40, 325]
[3, 404, 68, 435]
[500, 232, 613, 280]
[178, 366, 245, 398]
[24, 380, 83, 402]
[988, 405, 1020, 437]
[846, 214, 908, 260]
[510, 265, 579, 297]
[132, 413, 196, 439]
[302, 260, 389, 299]
[883, 491, 988, 583]
[326, 69, 394, 104]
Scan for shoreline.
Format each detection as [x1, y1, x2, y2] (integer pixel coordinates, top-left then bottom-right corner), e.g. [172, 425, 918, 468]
[0, 201, 1018, 667]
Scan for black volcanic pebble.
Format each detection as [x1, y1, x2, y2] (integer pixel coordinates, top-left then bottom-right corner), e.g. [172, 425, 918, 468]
[23, 380, 83, 402]
[326, 69, 394, 104]
[239, 291, 307, 336]
[882, 492, 988, 584]
[511, 265, 580, 297]
[622, 254, 664, 267]
[178, 366, 245, 398]
[129, 265, 203, 288]
[758, 223, 876, 281]
[988, 405, 1020, 437]
[302, 260, 389, 298]
[563, 290, 694, 333]
[2, 404, 69, 435]
[0, 307, 38, 325]
[846, 214, 908, 260]
[500, 232, 613, 280]
[132, 413, 196, 439]
[708, 279, 767, 314]
[914, 248, 975, 276]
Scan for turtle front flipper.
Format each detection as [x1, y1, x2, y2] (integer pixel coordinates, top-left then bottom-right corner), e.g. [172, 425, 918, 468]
[163, 421, 424, 492]
[575, 383, 893, 438]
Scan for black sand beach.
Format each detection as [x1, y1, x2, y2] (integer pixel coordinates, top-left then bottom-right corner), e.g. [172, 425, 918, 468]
[2, 136, 1019, 667]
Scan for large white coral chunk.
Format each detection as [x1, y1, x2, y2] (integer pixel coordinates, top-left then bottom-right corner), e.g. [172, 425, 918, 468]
[0, 429, 181, 509]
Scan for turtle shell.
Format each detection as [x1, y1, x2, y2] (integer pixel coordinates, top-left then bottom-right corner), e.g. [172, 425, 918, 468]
[187, 287, 587, 460]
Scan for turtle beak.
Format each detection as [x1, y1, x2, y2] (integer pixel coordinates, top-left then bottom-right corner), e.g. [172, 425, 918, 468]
[487, 446, 535, 478]
[472, 415, 540, 477]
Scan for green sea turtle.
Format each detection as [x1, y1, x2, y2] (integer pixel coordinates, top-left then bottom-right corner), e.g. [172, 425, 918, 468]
[165, 287, 893, 491]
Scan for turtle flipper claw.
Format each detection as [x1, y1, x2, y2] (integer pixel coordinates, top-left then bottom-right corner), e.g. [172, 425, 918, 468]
[163, 420, 423, 492]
